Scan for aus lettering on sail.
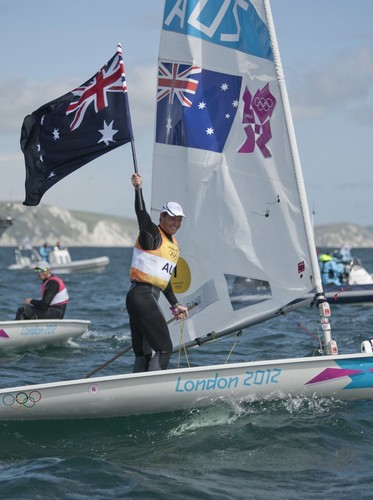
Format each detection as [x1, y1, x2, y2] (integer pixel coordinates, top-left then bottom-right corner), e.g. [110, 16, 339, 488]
[163, 0, 273, 60]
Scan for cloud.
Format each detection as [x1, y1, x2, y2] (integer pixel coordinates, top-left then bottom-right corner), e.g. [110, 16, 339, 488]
[0, 63, 157, 136]
[0, 78, 79, 134]
[352, 104, 373, 126]
[336, 180, 373, 190]
[290, 47, 373, 123]
[0, 152, 23, 163]
[7, 46, 372, 138]
[126, 64, 157, 133]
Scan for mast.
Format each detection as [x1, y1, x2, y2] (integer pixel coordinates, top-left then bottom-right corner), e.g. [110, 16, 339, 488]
[262, 0, 337, 355]
[117, 42, 143, 211]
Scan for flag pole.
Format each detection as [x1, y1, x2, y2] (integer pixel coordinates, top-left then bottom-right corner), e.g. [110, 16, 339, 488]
[117, 42, 143, 209]
[130, 140, 138, 174]
[130, 139, 143, 209]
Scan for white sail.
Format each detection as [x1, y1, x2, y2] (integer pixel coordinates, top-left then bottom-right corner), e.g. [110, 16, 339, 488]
[152, 0, 321, 348]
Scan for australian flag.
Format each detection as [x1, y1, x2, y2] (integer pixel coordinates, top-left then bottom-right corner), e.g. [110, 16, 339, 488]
[21, 45, 134, 206]
[156, 62, 242, 153]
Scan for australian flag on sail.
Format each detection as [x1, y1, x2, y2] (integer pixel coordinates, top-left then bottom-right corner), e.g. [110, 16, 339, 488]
[156, 62, 242, 153]
[21, 45, 133, 206]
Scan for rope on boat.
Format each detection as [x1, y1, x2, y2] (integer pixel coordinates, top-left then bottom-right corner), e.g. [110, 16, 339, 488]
[176, 325, 243, 368]
[177, 319, 191, 368]
[282, 309, 328, 356]
[282, 313, 319, 341]
[84, 344, 133, 378]
[224, 330, 242, 364]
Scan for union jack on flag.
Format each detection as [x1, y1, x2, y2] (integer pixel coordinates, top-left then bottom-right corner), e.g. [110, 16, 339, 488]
[67, 53, 127, 131]
[21, 44, 133, 206]
[156, 61, 242, 153]
[157, 62, 201, 107]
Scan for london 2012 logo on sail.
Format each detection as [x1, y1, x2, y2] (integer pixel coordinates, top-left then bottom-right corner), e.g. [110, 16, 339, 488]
[238, 83, 277, 158]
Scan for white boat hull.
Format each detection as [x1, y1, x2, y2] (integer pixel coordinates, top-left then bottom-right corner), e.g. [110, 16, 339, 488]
[348, 264, 373, 285]
[0, 319, 90, 352]
[297, 284, 373, 306]
[1, 353, 373, 420]
[324, 285, 373, 305]
[8, 256, 110, 274]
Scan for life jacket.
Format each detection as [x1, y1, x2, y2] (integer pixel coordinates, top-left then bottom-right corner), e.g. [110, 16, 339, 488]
[321, 261, 335, 280]
[41, 275, 69, 305]
[129, 228, 179, 290]
[319, 257, 342, 285]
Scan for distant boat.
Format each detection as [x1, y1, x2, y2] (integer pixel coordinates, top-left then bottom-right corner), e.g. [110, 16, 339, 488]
[290, 254, 373, 306]
[312, 255, 373, 305]
[328, 255, 373, 304]
[7, 246, 110, 274]
[296, 283, 373, 307]
[0, 319, 90, 352]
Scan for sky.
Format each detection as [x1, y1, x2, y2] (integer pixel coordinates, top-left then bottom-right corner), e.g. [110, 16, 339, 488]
[0, 0, 373, 226]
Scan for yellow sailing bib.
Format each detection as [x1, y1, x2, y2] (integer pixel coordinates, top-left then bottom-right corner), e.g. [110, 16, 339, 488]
[130, 229, 179, 290]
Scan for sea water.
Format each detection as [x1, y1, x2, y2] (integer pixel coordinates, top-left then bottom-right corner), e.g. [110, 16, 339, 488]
[1, 247, 373, 499]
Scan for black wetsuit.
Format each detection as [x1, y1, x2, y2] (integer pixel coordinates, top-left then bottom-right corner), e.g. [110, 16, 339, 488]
[15, 276, 67, 320]
[126, 189, 179, 372]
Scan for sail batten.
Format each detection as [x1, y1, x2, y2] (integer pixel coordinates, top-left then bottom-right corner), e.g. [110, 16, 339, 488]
[152, 0, 319, 350]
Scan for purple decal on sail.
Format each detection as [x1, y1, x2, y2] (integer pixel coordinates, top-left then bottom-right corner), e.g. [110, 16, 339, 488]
[0, 329, 9, 338]
[238, 83, 276, 158]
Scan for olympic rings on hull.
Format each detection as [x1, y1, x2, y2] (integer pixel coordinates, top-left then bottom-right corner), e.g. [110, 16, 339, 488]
[2, 390, 42, 408]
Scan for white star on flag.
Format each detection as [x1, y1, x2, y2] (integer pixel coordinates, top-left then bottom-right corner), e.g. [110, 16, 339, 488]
[98, 120, 118, 145]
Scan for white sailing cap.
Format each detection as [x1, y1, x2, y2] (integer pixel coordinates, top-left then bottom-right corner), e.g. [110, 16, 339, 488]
[161, 201, 186, 218]
[34, 260, 50, 270]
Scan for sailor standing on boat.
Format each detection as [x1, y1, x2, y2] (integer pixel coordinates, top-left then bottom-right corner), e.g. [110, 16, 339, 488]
[126, 173, 188, 372]
[15, 261, 69, 320]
